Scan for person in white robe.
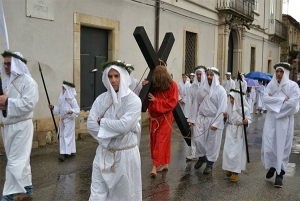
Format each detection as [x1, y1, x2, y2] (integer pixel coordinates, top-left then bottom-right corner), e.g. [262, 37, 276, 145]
[87, 60, 142, 200]
[261, 62, 300, 188]
[246, 87, 256, 114]
[222, 72, 235, 96]
[235, 73, 247, 94]
[49, 81, 80, 161]
[255, 80, 265, 114]
[222, 89, 251, 182]
[0, 51, 38, 201]
[186, 66, 206, 161]
[188, 67, 227, 174]
[128, 64, 142, 147]
[183, 73, 195, 118]
[178, 74, 191, 116]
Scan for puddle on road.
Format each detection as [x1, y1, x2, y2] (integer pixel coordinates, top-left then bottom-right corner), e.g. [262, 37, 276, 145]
[285, 163, 296, 177]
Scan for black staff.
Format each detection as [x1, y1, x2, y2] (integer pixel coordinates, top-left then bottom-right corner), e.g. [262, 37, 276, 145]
[237, 72, 250, 163]
[0, 77, 7, 117]
[39, 62, 58, 139]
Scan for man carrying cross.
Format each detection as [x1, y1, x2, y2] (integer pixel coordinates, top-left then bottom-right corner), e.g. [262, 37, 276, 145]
[189, 67, 227, 174]
[148, 65, 178, 177]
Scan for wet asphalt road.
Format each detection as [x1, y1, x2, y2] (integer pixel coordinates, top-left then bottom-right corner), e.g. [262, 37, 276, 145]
[1, 112, 300, 201]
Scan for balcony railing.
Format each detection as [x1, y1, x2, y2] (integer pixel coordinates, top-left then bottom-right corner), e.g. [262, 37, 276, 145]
[269, 19, 287, 42]
[216, 0, 254, 20]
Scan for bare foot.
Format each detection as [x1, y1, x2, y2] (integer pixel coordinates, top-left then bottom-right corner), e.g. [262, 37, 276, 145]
[150, 166, 157, 177]
[157, 164, 169, 172]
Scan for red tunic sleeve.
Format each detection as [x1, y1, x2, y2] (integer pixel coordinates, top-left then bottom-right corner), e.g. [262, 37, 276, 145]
[148, 81, 179, 115]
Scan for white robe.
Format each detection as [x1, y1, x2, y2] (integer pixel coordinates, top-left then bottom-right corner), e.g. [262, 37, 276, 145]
[184, 83, 194, 118]
[129, 77, 142, 147]
[222, 106, 251, 173]
[189, 85, 227, 162]
[255, 84, 265, 110]
[261, 81, 300, 174]
[222, 78, 235, 95]
[186, 82, 202, 156]
[87, 91, 142, 201]
[178, 81, 191, 116]
[1, 74, 39, 196]
[53, 98, 80, 155]
[246, 87, 256, 114]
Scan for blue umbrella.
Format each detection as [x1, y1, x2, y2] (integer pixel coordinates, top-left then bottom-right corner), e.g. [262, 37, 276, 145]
[245, 71, 271, 81]
[265, 72, 273, 78]
[245, 78, 259, 87]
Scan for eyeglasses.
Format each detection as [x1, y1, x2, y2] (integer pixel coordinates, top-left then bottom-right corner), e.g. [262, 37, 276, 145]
[3, 62, 11, 66]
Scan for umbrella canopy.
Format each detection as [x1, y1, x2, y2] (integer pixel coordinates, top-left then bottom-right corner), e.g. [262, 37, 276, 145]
[265, 72, 273, 78]
[245, 71, 271, 81]
[245, 78, 259, 87]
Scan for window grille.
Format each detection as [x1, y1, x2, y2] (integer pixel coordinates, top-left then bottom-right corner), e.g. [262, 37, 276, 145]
[250, 47, 255, 71]
[185, 32, 197, 74]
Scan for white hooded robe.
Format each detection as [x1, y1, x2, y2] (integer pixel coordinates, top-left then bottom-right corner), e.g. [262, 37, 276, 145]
[87, 65, 142, 201]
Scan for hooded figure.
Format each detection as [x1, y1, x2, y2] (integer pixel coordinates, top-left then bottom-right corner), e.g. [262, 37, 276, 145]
[222, 72, 235, 95]
[0, 51, 38, 200]
[222, 89, 251, 182]
[261, 62, 300, 188]
[49, 81, 80, 161]
[235, 73, 247, 94]
[87, 61, 142, 200]
[178, 73, 191, 116]
[189, 67, 227, 174]
[186, 65, 206, 160]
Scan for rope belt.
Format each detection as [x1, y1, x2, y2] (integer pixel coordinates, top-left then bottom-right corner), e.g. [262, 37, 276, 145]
[99, 143, 137, 173]
[0, 118, 32, 127]
[228, 122, 243, 138]
[148, 114, 165, 133]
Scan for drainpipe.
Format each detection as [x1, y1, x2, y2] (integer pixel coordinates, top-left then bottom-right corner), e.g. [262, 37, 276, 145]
[155, 0, 160, 52]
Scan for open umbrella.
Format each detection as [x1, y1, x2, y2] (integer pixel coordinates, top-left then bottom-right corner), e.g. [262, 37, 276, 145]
[245, 78, 259, 87]
[265, 72, 273, 78]
[245, 71, 271, 81]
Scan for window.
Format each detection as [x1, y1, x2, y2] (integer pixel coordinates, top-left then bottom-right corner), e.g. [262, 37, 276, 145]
[254, 0, 258, 12]
[185, 31, 197, 74]
[250, 47, 256, 72]
[268, 60, 272, 74]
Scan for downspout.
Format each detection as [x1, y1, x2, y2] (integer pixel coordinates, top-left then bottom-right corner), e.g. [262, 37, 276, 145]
[155, 0, 160, 52]
[261, 0, 265, 72]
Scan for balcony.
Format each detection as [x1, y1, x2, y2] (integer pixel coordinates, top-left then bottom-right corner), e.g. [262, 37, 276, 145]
[216, 0, 254, 28]
[269, 19, 287, 44]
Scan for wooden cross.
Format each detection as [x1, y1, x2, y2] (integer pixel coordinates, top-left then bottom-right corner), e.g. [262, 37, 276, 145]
[133, 26, 191, 146]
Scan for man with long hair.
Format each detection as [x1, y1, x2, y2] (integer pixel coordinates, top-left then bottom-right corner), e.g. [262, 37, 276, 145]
[148, 65, 178, 177]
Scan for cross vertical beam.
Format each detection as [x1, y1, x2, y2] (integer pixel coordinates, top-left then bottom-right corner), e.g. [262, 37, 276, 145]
[133, 26, 191, 146]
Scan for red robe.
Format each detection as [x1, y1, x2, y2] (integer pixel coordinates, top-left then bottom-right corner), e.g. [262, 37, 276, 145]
[148, 80, 178, 166]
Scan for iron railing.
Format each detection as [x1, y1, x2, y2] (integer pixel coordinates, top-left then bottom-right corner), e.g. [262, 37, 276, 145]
[269, 19, 288, 40]
[216, 0, 254, 20]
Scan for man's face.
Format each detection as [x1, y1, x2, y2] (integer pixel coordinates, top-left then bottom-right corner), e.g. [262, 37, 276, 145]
[258, 80, 262, 85]
[276, 68, 284, 83]
[226, 75, 230, 80]
[190, 76, 194, 82]
[108, 68, 120, 91]
[229, 95, 234, 105]
[62, 86, 66, 94]
[206, 71, 214, 86]
[4, 57, 11, 75]
[182, 76, 187, 83]
[196, 71, 202, 82]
